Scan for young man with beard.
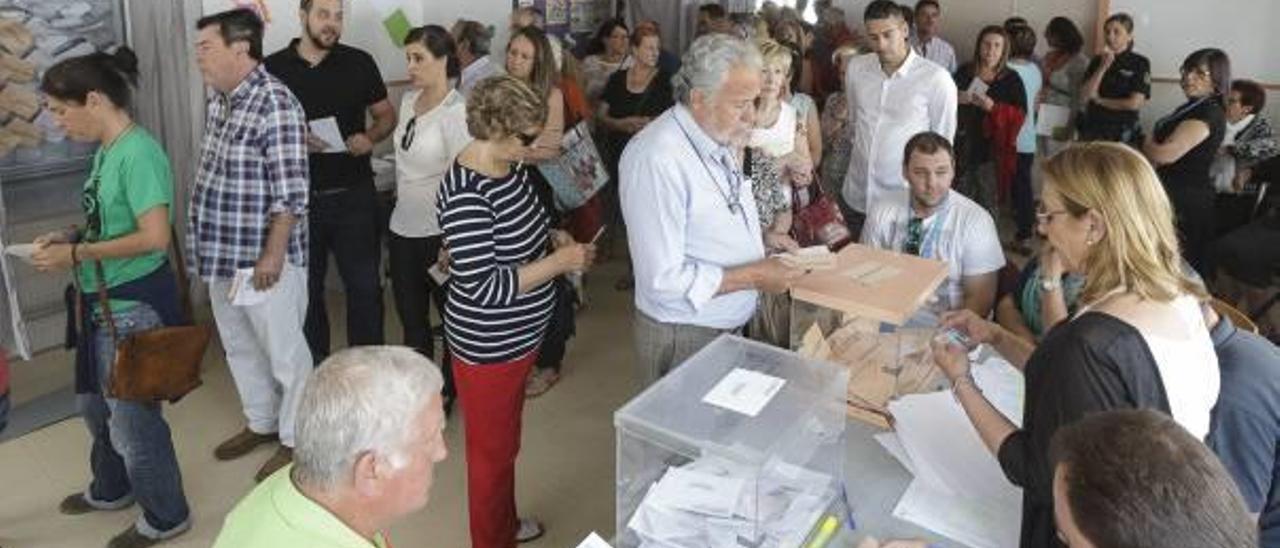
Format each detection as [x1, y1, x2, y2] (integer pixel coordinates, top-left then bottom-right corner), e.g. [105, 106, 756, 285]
[860, 132, 1003, 325]
[264, 0, 396, 364]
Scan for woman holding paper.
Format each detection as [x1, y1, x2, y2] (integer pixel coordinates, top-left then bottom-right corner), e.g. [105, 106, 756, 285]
[1038, 17, 1088, 152]
[29, 49, 192, 545]
[930, 143, 1219, 548]
[953, 26, 1026, 216]
[389, 26, 470, 414]
[439, 75, 596, 547]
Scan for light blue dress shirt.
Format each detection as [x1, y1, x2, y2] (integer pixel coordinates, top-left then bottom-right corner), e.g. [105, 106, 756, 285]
[620, 104, 766, 329]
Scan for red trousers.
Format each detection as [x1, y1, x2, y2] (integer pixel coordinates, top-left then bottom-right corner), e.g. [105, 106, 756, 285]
[453, 351, 537, 548]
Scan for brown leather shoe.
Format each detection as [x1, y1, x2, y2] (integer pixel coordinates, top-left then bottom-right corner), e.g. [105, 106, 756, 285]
[255, 446, 293, 483]
[213, 428, 278, 461]
[58, 492, 133, 515]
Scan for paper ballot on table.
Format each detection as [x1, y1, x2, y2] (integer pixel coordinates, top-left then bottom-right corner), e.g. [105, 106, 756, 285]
[647, 467, 745, 518]
[3, 243, 36, 265]
[892, 479, 1021, 548]
[575, 532, 615, 548]
[308, 117, 347, 153]
[889, 390, 1020, 504]
[1036, 103, 1072, 137]
[702, 368, 786, 417]
[228, 268, 272, 307]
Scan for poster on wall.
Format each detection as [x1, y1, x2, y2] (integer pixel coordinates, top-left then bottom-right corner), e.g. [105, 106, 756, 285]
[0, 0, 126, 180]
[515, 0, 612, 43]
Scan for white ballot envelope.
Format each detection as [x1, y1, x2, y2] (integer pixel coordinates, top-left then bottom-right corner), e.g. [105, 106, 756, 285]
[228, 267, 273, 306]
[308, 116, 347, 153]
[3, 243, 37, 265]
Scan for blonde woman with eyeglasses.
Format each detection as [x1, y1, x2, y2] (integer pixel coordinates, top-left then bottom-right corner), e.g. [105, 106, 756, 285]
[930, 142, 1220, 548]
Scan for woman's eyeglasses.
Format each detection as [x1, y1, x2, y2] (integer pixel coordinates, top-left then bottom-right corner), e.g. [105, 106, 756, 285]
[1035, 206, 1069, 225]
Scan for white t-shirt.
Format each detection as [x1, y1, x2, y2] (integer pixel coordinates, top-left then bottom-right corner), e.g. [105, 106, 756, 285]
[390, 89, 472, 238]
[860, 190, 1004, 323]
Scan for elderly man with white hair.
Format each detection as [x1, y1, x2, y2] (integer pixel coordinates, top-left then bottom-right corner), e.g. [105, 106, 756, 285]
[212, 346, 448, 548]
[621, 34, 803, 387]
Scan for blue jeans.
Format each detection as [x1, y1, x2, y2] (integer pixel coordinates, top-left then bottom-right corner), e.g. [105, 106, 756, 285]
[78, 303, 190, 538]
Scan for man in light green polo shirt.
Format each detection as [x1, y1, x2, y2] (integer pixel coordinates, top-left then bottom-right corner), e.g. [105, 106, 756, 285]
[213, 346, 448, 547]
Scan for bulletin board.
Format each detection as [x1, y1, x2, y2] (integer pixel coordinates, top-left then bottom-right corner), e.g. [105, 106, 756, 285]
[0, 0, 127, 180]
[514, 0, 615, 45]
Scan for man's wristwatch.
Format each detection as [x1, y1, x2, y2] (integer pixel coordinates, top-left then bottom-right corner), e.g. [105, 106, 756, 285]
[1038, 276, 1062, 293]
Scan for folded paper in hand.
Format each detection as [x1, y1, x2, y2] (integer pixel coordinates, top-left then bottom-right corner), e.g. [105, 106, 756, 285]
[228, 268, 271, 307]
[3, 243, 36, 265]
[308, 117, 347, 153]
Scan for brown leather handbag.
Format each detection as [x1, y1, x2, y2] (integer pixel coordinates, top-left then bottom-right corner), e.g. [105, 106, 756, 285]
[88, 231, 211, 403]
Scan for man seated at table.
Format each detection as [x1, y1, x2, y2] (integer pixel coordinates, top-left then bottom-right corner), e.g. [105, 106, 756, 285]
[1051, 409, 1256, 547]
[213, 346, 448, 548]
[860, 131, 1004, 325]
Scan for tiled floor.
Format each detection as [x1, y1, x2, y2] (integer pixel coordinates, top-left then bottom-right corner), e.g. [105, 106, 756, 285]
[0, 258, 640, 548]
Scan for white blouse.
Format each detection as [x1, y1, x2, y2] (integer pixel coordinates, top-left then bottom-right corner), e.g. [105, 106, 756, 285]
[390, 89, 472, 238]
[748, 101, 798, 157]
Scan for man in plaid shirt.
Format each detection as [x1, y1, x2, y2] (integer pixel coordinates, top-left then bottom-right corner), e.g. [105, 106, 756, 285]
[190, 8, 313, 483]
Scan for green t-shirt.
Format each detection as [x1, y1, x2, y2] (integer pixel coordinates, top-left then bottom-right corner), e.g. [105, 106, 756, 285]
[75, 126, 174, 309]
[213, 464, 390, 548]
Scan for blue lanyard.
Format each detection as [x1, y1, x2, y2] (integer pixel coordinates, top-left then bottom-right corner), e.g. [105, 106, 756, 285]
[673, 115, 750, 227]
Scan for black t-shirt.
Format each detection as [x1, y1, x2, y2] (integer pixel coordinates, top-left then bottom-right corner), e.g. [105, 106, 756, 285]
[601, 68, 674, 121]
[264, 41, 388, 190]
[1205, 318, 1280, 546]
[1082, 50, 1151, 128]
[997, 313, 1171, 548]
[953, 64, 1027, 165]
[1154, 97, 1226, 193]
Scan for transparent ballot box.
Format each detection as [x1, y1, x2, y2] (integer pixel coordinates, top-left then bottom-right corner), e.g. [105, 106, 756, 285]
[787, 244, 950, 429]
[614, 335, 849, 548]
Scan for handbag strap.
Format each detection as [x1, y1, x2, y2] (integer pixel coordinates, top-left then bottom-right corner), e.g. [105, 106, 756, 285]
[80, 225, 195, 346]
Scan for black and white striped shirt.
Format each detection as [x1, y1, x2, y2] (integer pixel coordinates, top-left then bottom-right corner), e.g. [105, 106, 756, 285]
[438, 161, 553, 365]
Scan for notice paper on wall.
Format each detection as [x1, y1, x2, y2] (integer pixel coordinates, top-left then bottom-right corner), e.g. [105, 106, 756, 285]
[702, 368, 786, 417]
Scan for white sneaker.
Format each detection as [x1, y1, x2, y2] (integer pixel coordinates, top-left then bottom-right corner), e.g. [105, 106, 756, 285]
[516, 517, 544, 543]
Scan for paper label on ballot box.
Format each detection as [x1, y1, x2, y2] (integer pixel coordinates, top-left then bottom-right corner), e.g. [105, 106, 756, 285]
[702, 367, 786, 417]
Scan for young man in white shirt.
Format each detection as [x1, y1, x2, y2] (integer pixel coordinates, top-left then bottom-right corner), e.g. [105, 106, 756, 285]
[842, 0, 957, 238]
[861, 132, 1004, 325]
[909, 0, 957, 73]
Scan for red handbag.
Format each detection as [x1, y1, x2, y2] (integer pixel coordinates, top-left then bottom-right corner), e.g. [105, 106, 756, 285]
[791, 182, 852, 250]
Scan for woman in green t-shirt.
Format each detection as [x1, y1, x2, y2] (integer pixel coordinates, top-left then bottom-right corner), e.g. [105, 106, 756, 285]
[30, 47, 192, 547]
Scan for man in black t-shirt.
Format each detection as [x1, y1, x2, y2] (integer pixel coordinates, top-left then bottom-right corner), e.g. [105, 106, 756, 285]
[264, 0, 396, 362]
[1204, 306, 1280, 545]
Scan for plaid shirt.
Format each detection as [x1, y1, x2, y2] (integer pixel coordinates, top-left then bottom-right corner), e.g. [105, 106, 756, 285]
[189, 65, 309, 281]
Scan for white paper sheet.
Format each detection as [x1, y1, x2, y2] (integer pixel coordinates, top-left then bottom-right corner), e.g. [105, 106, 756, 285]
[647, 467, 746, 518]
[427, 264, 450, 285]
[967, 77, 990, 97]
[575, 532, 615, 548]
[971, 356, 1025, 427]
[890, 390, 1020, 505]
[2, 243, 36, 265]
[1035, 103, 1072, 137]
[892, 478, 1021, 548]
[228, 267, 272, 307]
[308, 116, 347, 153]
[873, 432, 916, 474]
[701, 368, 786, 417]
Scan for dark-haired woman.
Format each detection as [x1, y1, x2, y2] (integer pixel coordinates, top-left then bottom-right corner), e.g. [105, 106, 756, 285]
[581, 19, 629, 105]
[954, 26, 1027, 215]
[1143, 48, 1230, 277]
[31, 48, 191, 546]
[1079, 13, 1150, 144]
[390, 26, 471, 413]
[1039, 16, 1089, 154]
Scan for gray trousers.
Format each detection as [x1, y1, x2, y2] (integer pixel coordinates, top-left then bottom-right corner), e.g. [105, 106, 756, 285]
[633, 311, 739, 388]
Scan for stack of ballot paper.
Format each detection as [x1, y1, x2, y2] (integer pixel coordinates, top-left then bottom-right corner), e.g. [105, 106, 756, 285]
[626, 455, 838, 548]
[797, 322, 948, 429]
[877, 356, 1025, 548]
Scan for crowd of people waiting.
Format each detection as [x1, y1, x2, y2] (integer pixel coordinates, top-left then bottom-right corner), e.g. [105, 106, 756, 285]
[8, 0, 1279, 547]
